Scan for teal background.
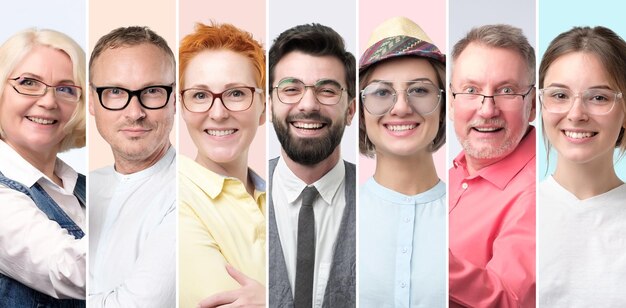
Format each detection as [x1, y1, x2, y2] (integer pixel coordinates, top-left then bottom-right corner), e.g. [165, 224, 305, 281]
[538, 0, 626, 181]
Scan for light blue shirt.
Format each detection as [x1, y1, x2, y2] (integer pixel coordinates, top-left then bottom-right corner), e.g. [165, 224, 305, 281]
[359, 178, 446, 308]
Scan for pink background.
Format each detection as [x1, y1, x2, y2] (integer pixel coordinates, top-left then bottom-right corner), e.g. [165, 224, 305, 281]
[88, 0, 177, 171]
[179, 0, 267, 177]
[358, 0, 448, 184]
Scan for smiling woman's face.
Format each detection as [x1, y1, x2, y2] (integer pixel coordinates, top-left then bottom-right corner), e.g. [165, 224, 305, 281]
[542, 51, 626, 166]
[0, 45, 78, 157]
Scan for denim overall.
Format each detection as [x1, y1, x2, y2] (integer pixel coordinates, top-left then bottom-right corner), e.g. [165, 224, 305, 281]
[0, 171, 86, 308]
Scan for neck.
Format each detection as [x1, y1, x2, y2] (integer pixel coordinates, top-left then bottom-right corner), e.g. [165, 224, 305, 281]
[373, 151, 439, 195]
[553, 153, 623, 200]
[282, 147, 341, 185]
[4, 140, 62, 187]
[114, 143, 170, 175]
[196, 152, 254, 196]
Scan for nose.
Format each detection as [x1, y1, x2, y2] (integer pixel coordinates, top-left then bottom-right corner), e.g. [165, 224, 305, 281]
[389, 93, 414, 116]
[297, 86, 321, 112]
[566, 96, 588, 122]
[36, 88, 59, 110]
[208, 97, 230, 120]
[477, 96, 500, 118]
[124, 95, 147, 121]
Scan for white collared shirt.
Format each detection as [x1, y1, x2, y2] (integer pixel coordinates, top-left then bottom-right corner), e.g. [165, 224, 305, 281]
[0, 140, 85, 299]
[89, 147, 176, 307]
[272, 157, 346, 308]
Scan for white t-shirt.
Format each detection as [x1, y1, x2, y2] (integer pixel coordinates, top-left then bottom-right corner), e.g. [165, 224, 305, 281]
[89, 147, 176, 307]
[538, 176, 626, 307]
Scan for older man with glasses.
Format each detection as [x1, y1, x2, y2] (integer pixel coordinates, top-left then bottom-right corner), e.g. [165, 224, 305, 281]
[448, 24, 536, 308]
[87, 26, 176, 307]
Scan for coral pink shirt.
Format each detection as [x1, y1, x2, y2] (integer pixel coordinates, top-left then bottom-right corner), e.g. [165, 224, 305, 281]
[449, 127, 536, 308]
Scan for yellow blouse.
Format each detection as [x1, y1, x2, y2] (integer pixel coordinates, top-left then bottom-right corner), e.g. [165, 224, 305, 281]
[178, 156, 266, 308]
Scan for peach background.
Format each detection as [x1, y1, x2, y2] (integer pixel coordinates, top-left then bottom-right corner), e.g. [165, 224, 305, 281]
[179, 0, 267, 176]
[88, 0, 177, 171]
[358, 0, 447, 184]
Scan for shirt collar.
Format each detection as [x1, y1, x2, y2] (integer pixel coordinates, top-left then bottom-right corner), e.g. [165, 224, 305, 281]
[0, 140, 77, 192]
[453, 126, 536, 190]
[364, 177, 446, 204]
[276, 156, 345, 205]
[180, 155, 266, 199]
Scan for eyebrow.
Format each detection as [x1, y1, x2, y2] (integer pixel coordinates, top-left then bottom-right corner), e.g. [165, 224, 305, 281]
[369, 78, 435, 85]
[19, 72, 76, 85]
[545, 82, 614, 90]
[185, 82, 252, 90]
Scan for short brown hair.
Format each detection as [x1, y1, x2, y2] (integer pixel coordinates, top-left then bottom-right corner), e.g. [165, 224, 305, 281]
[89, 26, 175, 80]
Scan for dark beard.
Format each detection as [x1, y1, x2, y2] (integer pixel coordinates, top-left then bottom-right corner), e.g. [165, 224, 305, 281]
[273, 111, 345, 166]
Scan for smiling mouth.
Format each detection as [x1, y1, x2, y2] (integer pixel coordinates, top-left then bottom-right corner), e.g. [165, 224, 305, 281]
[563, 130, 597, 139]
[292, 122, 325, 130]
[205, 129, 237, 136]
[385, 124, 417, 132]
[472, 127, 503, 133]
[26, 116, 56, 125]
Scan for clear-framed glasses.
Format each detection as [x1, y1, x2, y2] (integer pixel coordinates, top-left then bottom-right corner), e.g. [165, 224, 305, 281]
[451, 85, 535, 110]
[361, 81, 443, 116]
[92, 84, 174, 111]
[273, 78, 346, 105]
[180, 86, 263, 113]
[539, 87, 622, 115]
[8, 76, 82, 103]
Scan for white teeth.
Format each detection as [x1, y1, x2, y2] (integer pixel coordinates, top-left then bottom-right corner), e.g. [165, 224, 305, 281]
[564, 131, 594, 139]
[475, 127, 500, 132]
[206, 129, 236, 136]
[294, 122, 323, 129]
[387, 124, 417, 131]
[27, 117, 55, 125]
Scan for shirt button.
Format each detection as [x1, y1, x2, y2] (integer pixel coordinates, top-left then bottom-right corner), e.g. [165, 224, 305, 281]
[462, 182, 468, 189]
[402, 247, 408, 253]
[404, 217, 410, 223]
[400, 282, 406, 288]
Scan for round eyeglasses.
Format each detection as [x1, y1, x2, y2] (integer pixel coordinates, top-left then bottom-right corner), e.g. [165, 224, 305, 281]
[273, 78, 346, 105]
[539, 87, 622, 115]
[8, 76, 82, 103]
[361, 81, 443, 116]
[181, 86, 262, 113]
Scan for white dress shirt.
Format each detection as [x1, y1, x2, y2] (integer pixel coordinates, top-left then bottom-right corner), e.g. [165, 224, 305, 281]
[272, 157, 346, 308]
[0, 140, 85, 299]
[89, 147, 176, 307]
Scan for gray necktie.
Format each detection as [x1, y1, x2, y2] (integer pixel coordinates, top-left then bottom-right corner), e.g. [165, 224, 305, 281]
[294, 186, 319, 308]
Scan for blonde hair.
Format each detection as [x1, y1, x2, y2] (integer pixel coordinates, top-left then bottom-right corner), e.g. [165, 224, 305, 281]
[0, 28, 86, 151]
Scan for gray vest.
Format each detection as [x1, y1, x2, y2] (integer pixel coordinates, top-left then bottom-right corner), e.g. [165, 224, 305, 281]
[268, 157, 356, 308]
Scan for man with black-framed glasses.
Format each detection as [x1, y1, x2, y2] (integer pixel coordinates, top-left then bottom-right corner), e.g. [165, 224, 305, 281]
[268, 23, 357, 308]
[87, 26, 176, 307]
[448, 24, 536, 308]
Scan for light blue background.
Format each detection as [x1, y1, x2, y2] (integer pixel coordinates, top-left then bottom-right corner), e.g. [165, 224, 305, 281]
[538, 0, 626, 180]
[268, 0, 357, 163]
[0, 1, 87, 174]
[448, 0, 536, 166]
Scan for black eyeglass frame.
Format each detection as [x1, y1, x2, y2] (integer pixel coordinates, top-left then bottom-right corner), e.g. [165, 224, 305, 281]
[451, 85, 535, 105]
[92, 84, 174, 111]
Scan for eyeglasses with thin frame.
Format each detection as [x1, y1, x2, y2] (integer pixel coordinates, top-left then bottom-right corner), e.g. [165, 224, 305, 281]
[273, 78, 346, 105]
[8, 76, 82, 103]
[361, 81, 443, 116]
[539, 87, 623, 115]
[92, 84, 174, 111]
[451, 85, 535, 110]
[180, 86, 263, 113]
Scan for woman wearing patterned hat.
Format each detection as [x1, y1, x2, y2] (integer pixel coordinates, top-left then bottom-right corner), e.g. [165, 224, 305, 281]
[358, 16, 446, 307]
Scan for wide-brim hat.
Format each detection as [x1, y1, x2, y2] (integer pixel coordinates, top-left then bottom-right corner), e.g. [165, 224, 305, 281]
[359, 16, 445, 73]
